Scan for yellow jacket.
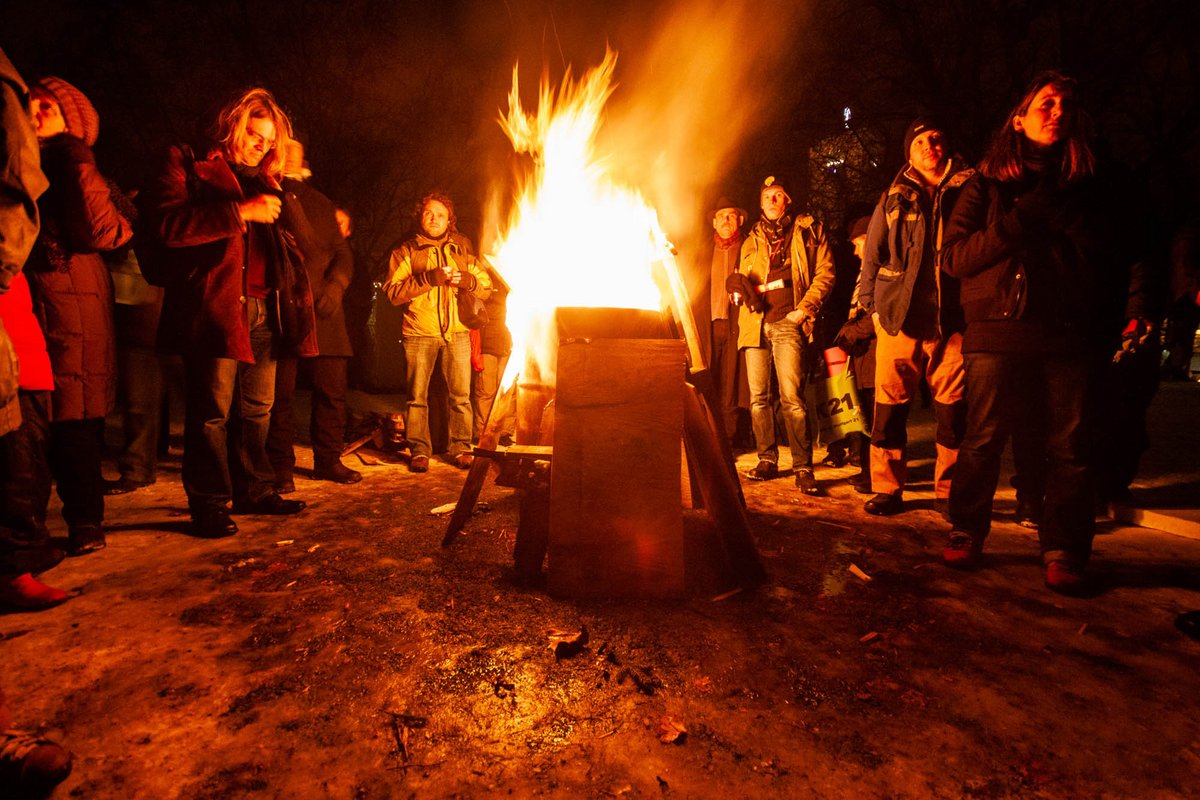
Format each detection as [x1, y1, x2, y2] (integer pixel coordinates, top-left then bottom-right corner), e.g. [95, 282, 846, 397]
[384, 231, 492, 340]
[736, 214, 835, 350]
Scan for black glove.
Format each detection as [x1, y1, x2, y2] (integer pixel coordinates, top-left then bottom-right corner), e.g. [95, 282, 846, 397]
[725, 273, 764, 313]
[458, 272, 477, 293]
[834, 315, 875, 357]
[427, 266, 451, 286]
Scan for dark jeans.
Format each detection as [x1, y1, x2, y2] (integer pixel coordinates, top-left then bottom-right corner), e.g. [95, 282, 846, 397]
[48, 416, 105, 529]
[710, 318, 740, 442]
[267, 355, 350, 475]
[950, 351, 1095, 563]
[182, 297, 277, 511]
[744, 320, 813, 468]
[404, 332, 472, 458]
[116, 346, 182, 483]
[0, 391, 51, 574]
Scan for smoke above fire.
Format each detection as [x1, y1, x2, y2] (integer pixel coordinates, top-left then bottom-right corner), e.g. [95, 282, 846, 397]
[483, 1, 805, 387]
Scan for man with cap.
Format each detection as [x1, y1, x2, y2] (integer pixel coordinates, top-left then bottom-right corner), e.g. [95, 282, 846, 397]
[730, 176, 835, 494]
[857, 118, 973, 517]
[705, 197, 747, 446]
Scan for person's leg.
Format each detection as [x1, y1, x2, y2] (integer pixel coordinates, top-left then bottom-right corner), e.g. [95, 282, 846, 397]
[0, 392, 55, 574]
[474, 353, 502, 440]
[767, 321, 813, 471]
[711, 318, 740, 443]
[265, 355, 299, 483]
[402, 337, 441, 461]
[925, 332, 967, 501]
[116, 346, 164, 485]
[230, 299, 279, 505]
[1039, 354, 1095, 566]
[310, 356, 356, 479]
[182, 356, 237, 512]
[869, 325, 921, 499]
[47, 418, 105, 540]
[949, 352, 1016, 542]
[744, 345, 777, 466]
[444, 331, 474, 459]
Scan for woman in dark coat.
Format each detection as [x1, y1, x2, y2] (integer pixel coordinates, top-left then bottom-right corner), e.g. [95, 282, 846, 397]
[939, 72, 1151, 594]
[26, 76, 130, 556]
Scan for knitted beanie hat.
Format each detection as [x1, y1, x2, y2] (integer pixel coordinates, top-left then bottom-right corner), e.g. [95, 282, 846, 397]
[903, 117, 944, 161]
[36, 76, 99, 146]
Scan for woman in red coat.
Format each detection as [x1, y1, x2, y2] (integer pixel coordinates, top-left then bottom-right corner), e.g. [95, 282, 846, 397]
[26, 76, 131, 556]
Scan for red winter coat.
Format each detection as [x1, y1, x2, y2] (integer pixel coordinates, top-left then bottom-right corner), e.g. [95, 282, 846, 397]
[146, 146, 317, 362]
[0, 271, 52, 391]
[25, 134, 130, 421]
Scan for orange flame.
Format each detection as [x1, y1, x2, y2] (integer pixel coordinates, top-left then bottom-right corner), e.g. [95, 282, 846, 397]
[489, 51, 681, 385]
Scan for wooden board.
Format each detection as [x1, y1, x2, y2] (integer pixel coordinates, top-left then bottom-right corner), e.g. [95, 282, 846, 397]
[547, 338, 687, 598]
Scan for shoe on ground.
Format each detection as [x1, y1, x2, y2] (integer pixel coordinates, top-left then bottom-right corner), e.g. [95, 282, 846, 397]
[274, 476, 296, 495]
[498, 433, 515, 448]
[864, 492, 903, 516]
[0, 729, 73, 795]
[410, 454, 429, 473]
[849, 471, 872, 494]
[747, 460, 778, 481]
[1015, 497, 1041, 529]
[103, 476, 153, 496]
[452, 453, 473, 470]
[942, 530, 983, 568]
[1045, 559, 1087, 595]
[232, 493, 306, 516]
[0, 573, 69, 611]
[66, 524, 106, 556]
[313, 462, 362, 484]
[795, 468, 820, 495]
[190, 506, 238, 538]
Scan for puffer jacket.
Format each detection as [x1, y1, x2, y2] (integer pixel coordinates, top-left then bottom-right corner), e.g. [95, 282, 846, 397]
[736, 214, 835, 350]
[858, 157, 973, 337]
[384, 230, 492, 340]
[25, 133, 130, 421]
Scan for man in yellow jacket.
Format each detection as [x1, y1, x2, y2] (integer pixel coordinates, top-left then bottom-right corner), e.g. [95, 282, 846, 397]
[384, 192, 491, 473]
[731, 176, 835, 494]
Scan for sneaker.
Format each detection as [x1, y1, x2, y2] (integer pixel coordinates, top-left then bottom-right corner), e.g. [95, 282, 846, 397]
[103, 476, 153, 495]
[1045, 560, 1087, 595]
[0, 573, 69, 611]
[1015, 497, 1041, 529]
[942, 530, 983, 568]
[747, 460, 778, 481]
[0, 729, 73, 795]
[452, 453, 473, 470]
[795, 468, 820, 495]
[410, 455, 429, 473]
[864, 492, 903, 516]
[66, 524, 106, 556]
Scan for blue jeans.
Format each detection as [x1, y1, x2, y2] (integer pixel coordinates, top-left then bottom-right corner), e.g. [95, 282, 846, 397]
[744, 320, 813, 468]
[404, 332, 472, 458]
[182, 297, 277, 510]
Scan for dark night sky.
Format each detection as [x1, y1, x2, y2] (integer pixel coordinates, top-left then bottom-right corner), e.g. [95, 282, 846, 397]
[5, 0, 1198, 272]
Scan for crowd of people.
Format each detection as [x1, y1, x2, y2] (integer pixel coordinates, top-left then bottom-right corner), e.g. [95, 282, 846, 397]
[0, 56, 1193, 616]
[699, 71, 1179, 597]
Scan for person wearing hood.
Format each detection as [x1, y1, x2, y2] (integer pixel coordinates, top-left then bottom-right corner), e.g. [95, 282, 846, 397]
[142, 87, 314, 539]
[384, 192, 491, 473]
[856, 119, 973, 519]
[731, 175, 835, 495]
[25, 76, 132, 557]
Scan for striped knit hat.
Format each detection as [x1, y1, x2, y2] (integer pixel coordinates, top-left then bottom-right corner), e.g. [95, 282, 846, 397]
[35, 76, 99, 146]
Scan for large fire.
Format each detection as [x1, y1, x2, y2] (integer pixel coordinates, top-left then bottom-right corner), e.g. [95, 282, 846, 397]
[489, 51, 687, 386]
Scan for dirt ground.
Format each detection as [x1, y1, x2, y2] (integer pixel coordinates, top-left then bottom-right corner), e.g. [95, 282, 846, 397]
[3, 383, 1199, 799]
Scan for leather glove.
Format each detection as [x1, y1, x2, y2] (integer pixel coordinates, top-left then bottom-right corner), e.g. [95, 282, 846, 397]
[316, 282, 344, 318]
[458, 272, 477, 293]
[427, 266, 452, 286]
[725, 273, 763, 312]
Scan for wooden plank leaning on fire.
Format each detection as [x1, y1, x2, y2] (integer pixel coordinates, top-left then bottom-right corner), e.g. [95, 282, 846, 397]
[442, 380, 520, 546]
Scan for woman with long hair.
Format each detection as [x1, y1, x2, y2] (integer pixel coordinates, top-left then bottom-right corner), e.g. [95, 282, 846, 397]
[939, 71, 1151, 594]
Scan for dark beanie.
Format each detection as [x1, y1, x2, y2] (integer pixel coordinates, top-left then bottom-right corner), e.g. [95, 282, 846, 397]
[848, 215, 871, 241]
[36, 76, 99, 146]
[759, 174, 791, 202]
[903, 117, 944, 160]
